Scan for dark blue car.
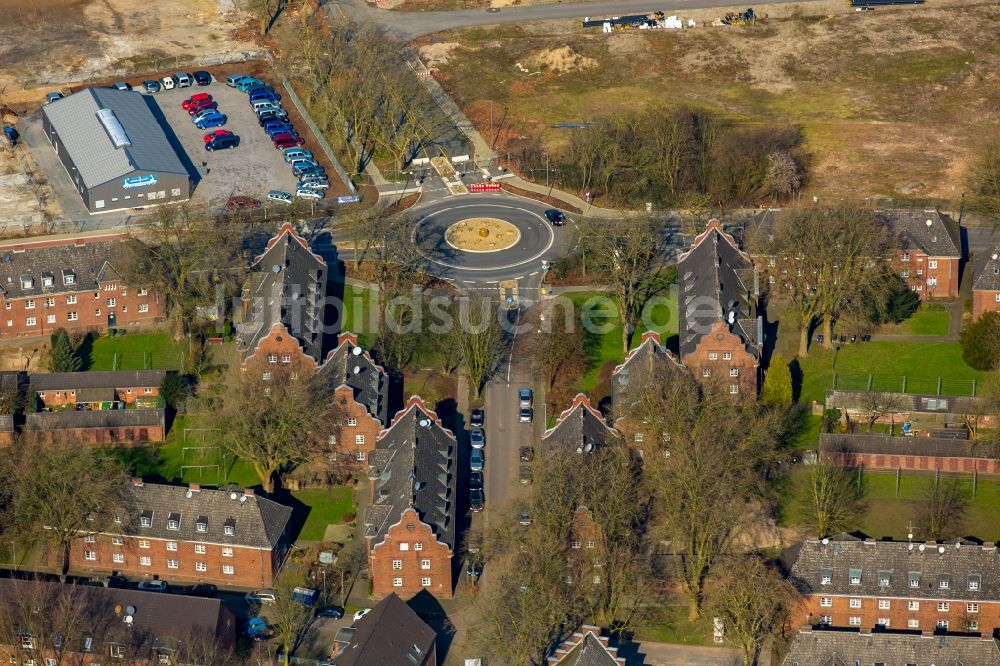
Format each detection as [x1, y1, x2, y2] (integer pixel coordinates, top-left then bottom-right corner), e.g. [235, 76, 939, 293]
[249, 89, 280, 103]
[264, 123, 294, 138]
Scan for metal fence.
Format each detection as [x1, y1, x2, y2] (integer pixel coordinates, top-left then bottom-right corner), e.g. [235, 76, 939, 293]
[832, 372, 978, 397]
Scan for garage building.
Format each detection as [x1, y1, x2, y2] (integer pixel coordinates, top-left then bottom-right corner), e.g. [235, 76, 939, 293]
[41, 87, 191, 214]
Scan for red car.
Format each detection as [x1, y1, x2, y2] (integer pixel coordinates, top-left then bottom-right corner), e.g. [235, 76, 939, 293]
[272, 132, 304, 149]
[187, 100, 218, 116]
[181, 93, 212, 110]
[203, 129, 233, 143]
[226, 196, 261, 210]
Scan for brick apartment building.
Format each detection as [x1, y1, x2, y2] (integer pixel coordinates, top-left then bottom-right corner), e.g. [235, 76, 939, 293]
[611, 330, 686, 446]
[0, 578, 236, 666]
[542, 393, 622, 452]
[69, 480, 293, 589]
[972, 246, 1000, 322]
[782, 626, 1000, 666]
[568, 506, 606, 587]
[365, 397, 457, 600]
[878, 208, 962, 300]
[0, 232, 161, 338]
[676, 220, 761, 397]
[789, 533, 1000, 634]
[30, 369, 166, 408]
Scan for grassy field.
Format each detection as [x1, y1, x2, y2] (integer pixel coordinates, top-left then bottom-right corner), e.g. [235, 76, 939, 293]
[635, 605, 717, 647]
[294, 487, 356, 541]
[85, 332, 186, 371]
[877, 303, 951, 337]
[337, 284, 376, 348]
[431, 1, 1000, 202]
[778, 468, 1000, 542]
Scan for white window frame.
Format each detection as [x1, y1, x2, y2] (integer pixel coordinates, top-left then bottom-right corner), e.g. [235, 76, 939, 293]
[848, 616, 860, 626]
[84, 550, 96, 561]
[968, 603, 979, 613]
[819, 597, 832, 607]
[420, 559, 431, 570]
[937, 601, 950, 612]
[392, 577, 403, 587]
[908, 600, 919, 611]
[222, 564, 234, 575]
[196, 562, 207, 572]
[166, 559, 178, 569]
[849, 598, 861, 608]
[113, 553, 125, 564]
[195, 544, 206, 554]
[392, 559, 402, 571]
[139, 556, 151, 567]
[878, 599, 890, 610]
[421, 577, 431, 587]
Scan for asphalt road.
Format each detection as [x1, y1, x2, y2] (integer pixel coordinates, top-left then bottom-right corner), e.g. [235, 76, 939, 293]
[329, 0, 827, 39]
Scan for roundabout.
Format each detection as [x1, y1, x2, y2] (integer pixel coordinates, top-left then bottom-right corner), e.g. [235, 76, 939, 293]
[444, 217, 521, 253]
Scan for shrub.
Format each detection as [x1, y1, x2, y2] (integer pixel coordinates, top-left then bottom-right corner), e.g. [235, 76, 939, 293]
[960, 311, 1000, 371]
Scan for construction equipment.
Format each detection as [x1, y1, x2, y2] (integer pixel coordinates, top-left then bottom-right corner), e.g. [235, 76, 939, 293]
[582, 11, 663, 29]
[721, 8, 763, 25]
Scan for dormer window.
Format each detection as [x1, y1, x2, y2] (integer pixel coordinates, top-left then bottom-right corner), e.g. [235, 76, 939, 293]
[139, 510, 153, 528]
[196, 517, 208, 533]
[969, 574, 981, 591]
[908, 571, 920, 588]
[62, 269, 75, 285]
[849, 568, 862, 585]
[938, 574, 951, 589]
[878, 571, 890, 587]
[41, 272, 54, 287]
[224, 518, 236, 536]
[166, 512, 180, 530]
[820, 568, 832, 585]
[20, 275, 33, 290]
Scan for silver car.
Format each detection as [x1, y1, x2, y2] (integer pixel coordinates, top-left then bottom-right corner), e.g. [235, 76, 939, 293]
[267, 190, 293, 204]
[295, 188, 323, 200]
[298, 179, 329, 191]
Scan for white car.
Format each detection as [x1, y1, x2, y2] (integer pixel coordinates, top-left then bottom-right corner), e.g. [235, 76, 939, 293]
[353, 608, 372, 623]
[137, 579, 167, 592]
[298, 180, 328, 191]
[296, 188, 323, 200]
[268, 190, 293, 204]
[160, 75, 176, 90]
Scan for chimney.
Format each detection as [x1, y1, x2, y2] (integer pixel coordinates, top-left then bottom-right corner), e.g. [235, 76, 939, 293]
[188, 483, 200, 492]
[131, 478, 143, 487]
[243, 488, 254, 496]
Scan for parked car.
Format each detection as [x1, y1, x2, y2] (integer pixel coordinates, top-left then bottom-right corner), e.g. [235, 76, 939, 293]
[297, 179, 328, 191]
[469, 428, 485, 450]
[466, 559, 482, 582]
[187, 100, 218, 116]
[519, 407, 533, 423]
[182, 92, 213, 109]
[206, 134, 240, 151]
[299, 174, 329, 186]
[45, 91, 63, 104]
[469, 471, 483, 490]
[470, 408, 484, 428]
[519, 446, 534, 462]
[112, 82, 132, 91]
[252, 101, 282, 115]
[160, 75, 176, 90]
[106, 574, 128, 588]
[288, 157, 318, 169]
[226, 73, 252, 87]
[293, 164, 324, 178]
[544, 209, 566, 226]
[137, 579, 167, 592]
[175, 72, 193, 88]
[142, 80, 161, 93]
[249, 89, 280, 103]
[470, 448, 484, 472]
[267, 190, 293, 205]
[257, 109, 289, 125]
[203, 129, 233, 143]
[190, 108, 219, 124]
[519, 466, 533, 485]
[181, 583, 218, 597]
[226, 196, 261, 210]
[518, 387, 532, 407]
[192, 70, 212, 86]
[263, 121, 294, 136]
[194, 112, 227, 129]
[518, 506, 532, 526]
[353, 608, 372, 623]
[470, 488, 485, 512]
[315, 606, 344, 619]
[242, 616, 274, 640]
[245, 590, 277, 605]
[275, 135, 305, 149]
[236, 77, 265, 92]
[295, 188, 323, 200]
[283, 148, 313, 163]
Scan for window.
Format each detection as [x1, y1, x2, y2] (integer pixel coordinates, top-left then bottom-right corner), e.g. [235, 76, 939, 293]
[929, 260, 938, 269]
[702, 368, 710, 378]
[392, 559, 403, 570]
[937, 620, 949, 630]
[729, 384, 739, 394]
[901, 269, 910, 278]
[95, 309, 101, 317]
[571, 540, 581, 549]
[969, 574, 981, 591]
[355, 451, 366, 461]
[969, 621, 979, 631]
[708, 352, 718, 361]
[25, 317, 35, 327]
[968, 603, 979, 613]
[166, 519, 179, 531]
[723, 352, 732, 360]
[414, 542, 423, 551]
[819, 615, 831, 625]
[393, 577, 403, 587]
[224, 524, 235, 536]
[84, 535, 96, 543]
[909, 600, 919, 611]
[878, 571, 891, 587]
[195, 544, 206, 554]
[25, 300, 34, 309]
[196, 562, 207, 572]
[901, 252, 910, 261]
[421, 559, 431, 570]
[400, 543, 409, 551]
[820, 597, 832, 607]
[328, 434, 337, 446]
[45, 314, 55, 324]
[421, 577, 431, 587]
[139, 556, 151, 567]
[67, 312, 77, 321]
[849, 568, 862, 585]
[820, 569, 832, 585]
[138, 303, 148, 313]
[878, 599, 890, 609]
[908, 572, 920, 588]
[106, 298, 116, 308]
[196, 520, 207, 533]
[848, 616, 861, 626]
[138, 288, 148, 296]
[112, 536, 123, 546]
[849, 598, 861, 608]
[85, 550, 96, 561]
[939, 575, 951, 589]
[995, 294, 1000, 303]
[167, 559, 178, 569]
[877, 618, 890, 627]
[166, 542, 177, 551]
[44, 298, 54, 307]
[45, 658, 57, 666]
[113, 553, 124, 564]
[222, 564, 234, 575]
[109, 645, 124, 659]
[281, 354, 291, 363]
[222, 547, 233, 558]
[66, 295, 77, 304]
[139, 539, 150, 548]
[268, 354, 277, 364]
[730, 368, 739, 377]
[908, 619, 920, 628]
[937, 602, 950, 612]
[262, 372, 271, 381]
[347, 417, 358, 427]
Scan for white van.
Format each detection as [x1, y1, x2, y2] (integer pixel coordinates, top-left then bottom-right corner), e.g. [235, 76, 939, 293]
[160, 75, 176, 90]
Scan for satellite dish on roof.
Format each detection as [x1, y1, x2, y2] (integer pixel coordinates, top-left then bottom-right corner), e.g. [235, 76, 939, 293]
[583, 442, 594, 453]
[272, 264, 281, 273]
[938, 546, 945, 554]
[821, 538, 829, 546]
[353, 366, 361, 375]
[352, 346, 363, 356]
[993, 254, 998, 261]
[956, 542, 962, 549]
[919, 544, 926, 552]
[926, 219, 933, 227]
[125, 605, 136, 616]
[419, 419, 430, 428]
[123, 615, 133, 625]
[230, 492, 238, 500]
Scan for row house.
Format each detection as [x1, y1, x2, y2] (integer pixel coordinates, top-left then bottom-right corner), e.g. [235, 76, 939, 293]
[0, 578, 236, 666]
[819, 433, 1000, 475]
[329, 593, 437, 666]
[676, 220, 761, 397]
[789, 533, 1000, 634]
[26, 408, 166, 444]
[782, 626, 1000, 666]
[30, 369, 166, 409]
[69, 480, 293, 589]
[542, 393, 622, 452]
[0, 232, 161, 338]
[972, 247, 1000, 321]
[365, 397, 457, 600]
[611, 330, 686, 447]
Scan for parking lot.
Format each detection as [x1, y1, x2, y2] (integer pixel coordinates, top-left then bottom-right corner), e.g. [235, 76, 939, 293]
[149, 74, 304, 208]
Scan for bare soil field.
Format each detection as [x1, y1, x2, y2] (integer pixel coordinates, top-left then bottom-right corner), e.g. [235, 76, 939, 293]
[429, 0, 1000, 202]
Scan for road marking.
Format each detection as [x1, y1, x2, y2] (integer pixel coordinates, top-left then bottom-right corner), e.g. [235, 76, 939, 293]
[528, 271, 539, 276]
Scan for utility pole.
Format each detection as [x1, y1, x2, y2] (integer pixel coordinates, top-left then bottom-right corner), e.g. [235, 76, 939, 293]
[545, 153, 550, 190]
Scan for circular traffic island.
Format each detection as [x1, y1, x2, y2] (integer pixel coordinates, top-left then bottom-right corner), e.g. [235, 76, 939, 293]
[445, 218, 521, 253]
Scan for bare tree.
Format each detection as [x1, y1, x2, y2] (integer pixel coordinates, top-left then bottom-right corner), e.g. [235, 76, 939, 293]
[764, 150, 801, 202]
[530, 302, 586, 392]
[967, 137, 1000, 222]
[265, 571, 316, 666]
[801, 459, 865, 538]
[857, 390, 906, 432]
[706, 555, 797, 666]
[454, 295, 508, 399]
[916, 478, 968, 541]
[355, 212, 423, 331]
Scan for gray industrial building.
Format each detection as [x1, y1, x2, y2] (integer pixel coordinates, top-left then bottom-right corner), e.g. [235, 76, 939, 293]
[41, 87, 191, 214]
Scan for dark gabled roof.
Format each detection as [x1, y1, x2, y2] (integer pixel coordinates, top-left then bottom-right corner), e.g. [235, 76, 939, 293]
[237, 224, 327, 363]
[0, 235, 136, 299]
[548, 626, 627, 666]
[333, 593, 435, 666]
[820, 433, 991, 461]
[542, 394, 621, 451]
[825, 389, 985, 415]
[973, 247, 1000, 292]
[30, 370, 166, 392]
[26, 408, 165, 431]
[365, 398, 457, 551]
[676, 220, 760, 359]
[789, 534, 1000, 601]
[316, 333, 388, 425]
[781, 627, 1000, 666]
[876, 208, 961, 258]
[117, 482, 291, 550]
[611, 331, 684, 407]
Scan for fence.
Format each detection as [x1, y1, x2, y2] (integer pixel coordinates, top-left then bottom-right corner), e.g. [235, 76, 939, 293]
[279, 76, 356, 194]
[106, 350, 184, 372]
[832, 373, 978, 397]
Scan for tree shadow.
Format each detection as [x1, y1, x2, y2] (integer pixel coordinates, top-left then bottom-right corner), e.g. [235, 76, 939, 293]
[789, 358, 803, 403]
[76, 332, 95, 371]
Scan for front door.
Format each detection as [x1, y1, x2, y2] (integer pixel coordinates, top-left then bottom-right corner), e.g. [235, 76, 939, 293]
[108, 313, 117, 327]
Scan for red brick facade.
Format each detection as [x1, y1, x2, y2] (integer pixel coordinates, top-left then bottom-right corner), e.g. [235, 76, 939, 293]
[241, 324, 319, 375]
[972, 289, 1000, 322]
[36, 384, 160, 408]
[792, 594, 1000, 634]
[890, 250, 960, 301]
[332, 385, 381, 469]
[683, 321, 758, 397]
[27, 420, 166, 445]
[825, 450, 1000, 474]
[67, 533, 278, 589]
[368, 507, 453, 600]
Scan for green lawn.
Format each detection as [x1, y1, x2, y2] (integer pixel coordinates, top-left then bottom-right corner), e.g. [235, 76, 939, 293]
[337, 284, 375, 348]
[778, 467, 1000, 541]
[294, 487, 356, 541]
[567, 292, 624, 394]
[878, 303, 950, 337]
[85, 332, 186, 371]
[635, 604, 717, 647]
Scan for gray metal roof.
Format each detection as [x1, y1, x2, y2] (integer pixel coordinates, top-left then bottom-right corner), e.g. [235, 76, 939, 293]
[42, 87, 188, 189]
[333, 593, 436, 666]
[973, 247, 1000, 292]
[30, 370, 167, 392]
[782, 627, 1000, 666]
